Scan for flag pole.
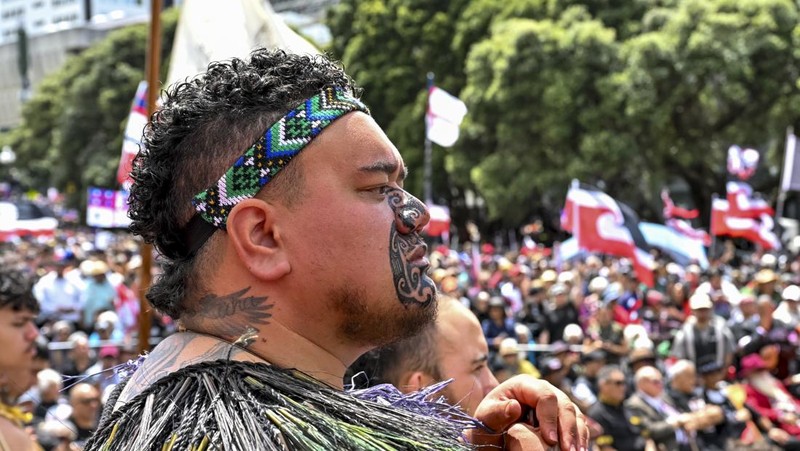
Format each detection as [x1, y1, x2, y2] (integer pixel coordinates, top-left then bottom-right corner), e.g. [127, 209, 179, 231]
[571, 179, 580, 250]
[424, 72, 434, 205]
[138, 0, 162, 356]
[709, 193, 718, 261]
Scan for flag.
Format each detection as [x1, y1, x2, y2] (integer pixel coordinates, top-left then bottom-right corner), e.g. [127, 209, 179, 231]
[780, 130, 800, 192]
[563, 183, 655, 287]
[165, 0, 319, 89]
[727, 145, 760, 180]
[665, 218, 711, 247]
[424, 203, 451, 239]
[661, 188, 698, 219]
[726, 181, 774, 218]
[117, 81, 148, 190]
[426, 86, 467, 147]
[0, 201, 58, 242]
[711, 198, 780, 250]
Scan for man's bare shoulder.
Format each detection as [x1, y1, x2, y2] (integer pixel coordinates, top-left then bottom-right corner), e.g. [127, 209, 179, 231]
[116, 331, 263, 407]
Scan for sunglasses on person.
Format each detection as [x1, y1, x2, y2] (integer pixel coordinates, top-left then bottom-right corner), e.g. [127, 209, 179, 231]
[77, 397, 100, 405]
[607, 379, 626, 386]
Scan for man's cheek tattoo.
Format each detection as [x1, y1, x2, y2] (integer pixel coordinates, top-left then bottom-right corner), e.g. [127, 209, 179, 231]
[384, 188, 435, 307]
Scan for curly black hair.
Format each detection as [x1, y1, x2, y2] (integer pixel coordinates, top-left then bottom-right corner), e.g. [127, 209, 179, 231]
[0, 267, 40, 313]
[128, 49, 359, 319]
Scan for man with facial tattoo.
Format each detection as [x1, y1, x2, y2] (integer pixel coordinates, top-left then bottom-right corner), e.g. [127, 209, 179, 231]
[84, 49, 589, 451]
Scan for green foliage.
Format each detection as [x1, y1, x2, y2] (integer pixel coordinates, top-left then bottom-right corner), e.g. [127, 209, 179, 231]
[330, 0, 800, 228]
[7, 8, 179, 208]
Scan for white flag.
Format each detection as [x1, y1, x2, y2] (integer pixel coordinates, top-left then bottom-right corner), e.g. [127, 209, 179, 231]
[166, 0, 319, 89]
[426, 86, 467, 147]
[781, 130, 800, 192]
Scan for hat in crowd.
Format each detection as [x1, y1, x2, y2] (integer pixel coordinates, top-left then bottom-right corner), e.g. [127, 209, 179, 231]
[488, 296, 506, 308]
[698, 360, 723, 376]
[739, 353, 768, 378]
[629, 347, 656, 366]
[755, 269, 778, 284]
[499, 338, 520, 357]
[541, 269, 558, 283]
[602, 282, 623, 305]
[95, 311, 118, 331]
[782, 285, 800, 302]
[740, 292, 756, 305]
[85, 260, 109, 277]
[646, 290, 664, 305]
[581, 350, 607, 363]
[539, 357, 564, 378]
[563, 323, 584, 343]
[557, 271, 575, 284]
[99, 345, 120, 359]
[689, 293, 713, 310]
[588, 277, 609, 294]
[550, 283, 568, 296]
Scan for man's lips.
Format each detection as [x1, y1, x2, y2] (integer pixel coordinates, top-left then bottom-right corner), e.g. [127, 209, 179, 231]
[407, 244, 429, 265]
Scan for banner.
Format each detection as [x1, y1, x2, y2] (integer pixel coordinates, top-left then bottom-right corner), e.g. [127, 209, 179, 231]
[426, 86, 467, 147]
[86, 188, 131, 229]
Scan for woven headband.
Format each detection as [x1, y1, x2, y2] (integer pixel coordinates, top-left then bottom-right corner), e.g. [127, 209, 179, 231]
[182, 87, 369, 255]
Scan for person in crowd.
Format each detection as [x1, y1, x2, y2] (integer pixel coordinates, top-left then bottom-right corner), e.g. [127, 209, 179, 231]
[625, 366, 687, 451]
[517, 283, 547, 342]
[497, 337, 540, 380]
[752, 269, 781, 304]
[740, 353, 800, 441]
[64, 384, 101, 447]
[83, 346, 120, 393]
[481, 296, 516, 354]
[664, 360, 725, 438]
[348, 296, 500, 416]
[84, 49, 588, 450]
[696, 360, 748, 451]
[588, 365, 647, 451]
[740, 295, 800, 380]
[774, 284, 800, 328]
[671, 292, 736, 369]
[32, 369, 65, 424]
[471, 290, 491, 324]
[694, 267, 740, 320]
[571, 350, 606, 412]
[585, 296, 627, 365]
[59, 333, 94, 378]
[728, 292, 759, 342]
[79, 261, 115, 333]
[0, 266, 42, 450]
[32, 259, 83, 326]
[540, 283, 579, 345]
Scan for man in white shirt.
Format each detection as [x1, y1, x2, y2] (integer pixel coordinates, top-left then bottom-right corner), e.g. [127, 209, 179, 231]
[33, 260, 84, 325]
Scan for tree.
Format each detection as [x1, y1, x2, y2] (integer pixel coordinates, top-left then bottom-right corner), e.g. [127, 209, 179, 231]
[5, 8, 179, 208]
[610, 0, 800, 221]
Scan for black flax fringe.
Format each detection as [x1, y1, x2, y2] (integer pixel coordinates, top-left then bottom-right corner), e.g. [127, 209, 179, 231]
[83, 360, 480, 451]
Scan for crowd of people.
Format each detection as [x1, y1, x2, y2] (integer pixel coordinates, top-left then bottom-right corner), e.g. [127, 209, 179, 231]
[2, 228, 799, 450]
[0, 47, 798, 450]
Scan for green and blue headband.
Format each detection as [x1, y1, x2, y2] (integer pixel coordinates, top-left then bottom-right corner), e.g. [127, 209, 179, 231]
[182, 86, 369, 255]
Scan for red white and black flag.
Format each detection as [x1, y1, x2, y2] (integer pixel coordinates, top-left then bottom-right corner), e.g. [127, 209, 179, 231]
[711, 197, 780, 250]
[562, 182, 655, 287]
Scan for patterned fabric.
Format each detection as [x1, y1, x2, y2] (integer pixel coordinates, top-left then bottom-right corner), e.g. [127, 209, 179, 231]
[193, 87, 369, 229]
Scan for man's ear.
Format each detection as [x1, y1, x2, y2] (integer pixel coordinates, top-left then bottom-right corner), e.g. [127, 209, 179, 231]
[226, 198, 290, 281]
[397, 371, 436, 394]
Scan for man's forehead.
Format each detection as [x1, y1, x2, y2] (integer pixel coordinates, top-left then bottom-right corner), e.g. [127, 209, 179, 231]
[308, 112, 404, 171]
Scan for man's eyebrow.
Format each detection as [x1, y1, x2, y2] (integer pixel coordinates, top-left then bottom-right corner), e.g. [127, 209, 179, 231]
[472, 354, 489, 365]
[357, 161, 408, 181]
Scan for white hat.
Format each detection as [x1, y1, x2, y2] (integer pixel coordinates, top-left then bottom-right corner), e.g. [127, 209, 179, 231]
[689, 293, 713, 310]
[782, 285, 800, 302]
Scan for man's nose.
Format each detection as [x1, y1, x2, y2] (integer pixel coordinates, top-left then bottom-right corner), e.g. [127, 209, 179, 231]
[394, 190, 430, 234]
